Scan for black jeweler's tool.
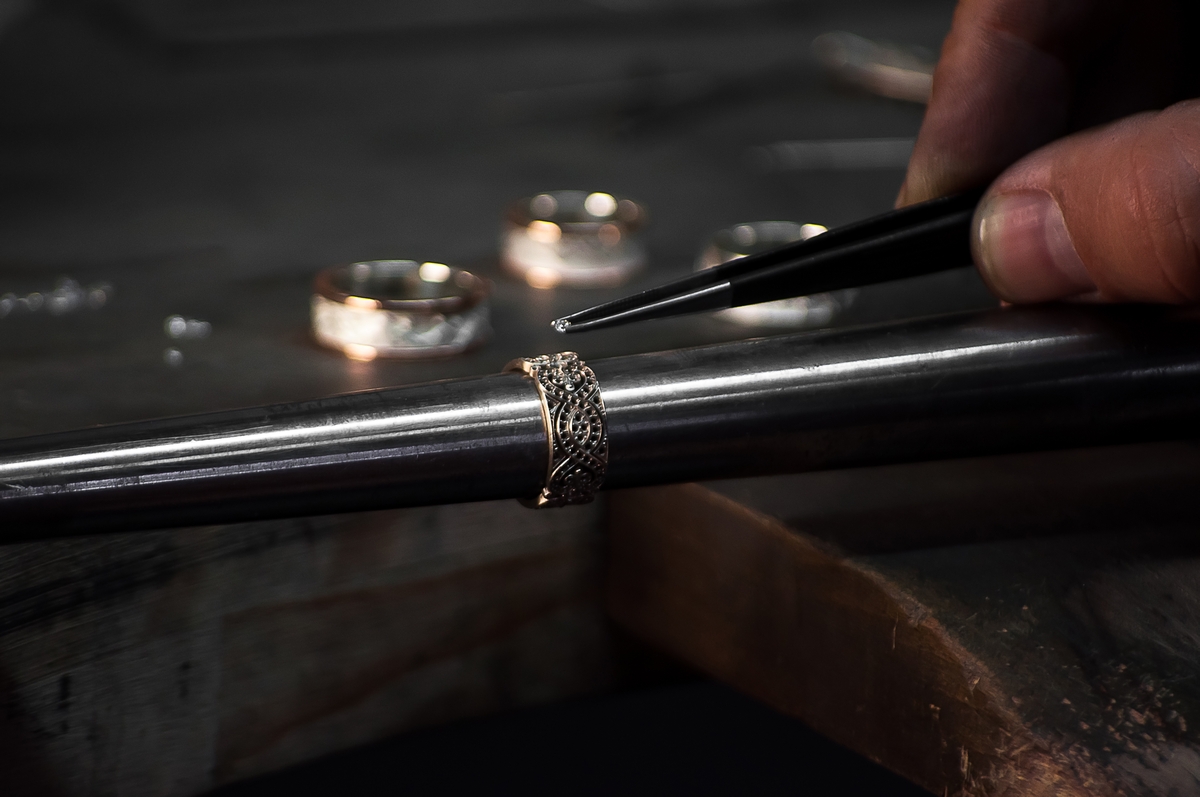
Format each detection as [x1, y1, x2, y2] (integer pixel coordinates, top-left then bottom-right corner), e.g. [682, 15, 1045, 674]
[552, 187, 985, 334]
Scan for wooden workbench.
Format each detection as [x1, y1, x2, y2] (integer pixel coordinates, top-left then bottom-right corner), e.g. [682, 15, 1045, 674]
[15, 2, 1192, 795]
[610, 445, 1200, 796]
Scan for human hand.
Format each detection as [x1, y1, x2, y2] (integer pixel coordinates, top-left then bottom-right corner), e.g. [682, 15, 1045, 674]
[899, 0, 1200, 303]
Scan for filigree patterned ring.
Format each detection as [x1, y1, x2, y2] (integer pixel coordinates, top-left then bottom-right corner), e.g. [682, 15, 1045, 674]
[503, 351, 609, 507]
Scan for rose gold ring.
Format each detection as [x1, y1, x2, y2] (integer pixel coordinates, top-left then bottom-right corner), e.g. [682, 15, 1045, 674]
[312, 260, 491, 361]
[504, 351, 608, 507]
[502, 191, 646, 290]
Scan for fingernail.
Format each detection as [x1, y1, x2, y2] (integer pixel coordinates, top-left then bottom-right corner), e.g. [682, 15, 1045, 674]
[973, 191, 1094, 302]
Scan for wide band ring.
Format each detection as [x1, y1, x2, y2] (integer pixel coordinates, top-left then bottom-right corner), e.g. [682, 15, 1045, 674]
[697, 221, 857, 328]
[312, 260, 491, 361]
[502, 190, 646, 289]
[504, 352, 608, 508]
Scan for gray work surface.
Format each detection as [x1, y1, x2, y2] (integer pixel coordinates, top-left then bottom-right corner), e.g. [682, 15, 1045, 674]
[0, 0, 983, 437]
[0, 2, 976, 795]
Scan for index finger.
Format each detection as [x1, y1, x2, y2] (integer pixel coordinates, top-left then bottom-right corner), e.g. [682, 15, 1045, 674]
[898, 0, 1119, 205]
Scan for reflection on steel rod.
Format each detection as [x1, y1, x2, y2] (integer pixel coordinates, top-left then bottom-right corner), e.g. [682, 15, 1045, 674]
[4, 304, 1200, 540]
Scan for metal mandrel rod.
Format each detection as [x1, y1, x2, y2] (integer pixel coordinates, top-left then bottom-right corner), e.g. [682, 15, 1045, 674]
[0, 377, 548, 537]
[3, 304, 1200, 541]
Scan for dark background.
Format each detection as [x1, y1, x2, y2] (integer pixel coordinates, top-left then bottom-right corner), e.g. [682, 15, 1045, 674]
[0, 1, 975, 793]
[213, 679, 930, 796]
[0, 0, 990, 439]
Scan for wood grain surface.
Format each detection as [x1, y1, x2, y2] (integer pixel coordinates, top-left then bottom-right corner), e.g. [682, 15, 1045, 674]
[609, 443, 1200, 796]
[0, 501, 615, 795]
[0, 1, 996, 795]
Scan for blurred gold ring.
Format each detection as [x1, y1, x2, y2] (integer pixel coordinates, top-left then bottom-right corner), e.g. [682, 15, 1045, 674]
[502, 190, 647, 289]
[312, 260, 491, 361]
[697, 221, 857, 328]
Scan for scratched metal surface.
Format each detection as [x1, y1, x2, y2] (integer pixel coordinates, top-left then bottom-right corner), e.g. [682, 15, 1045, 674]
[0, 0, 986, 440]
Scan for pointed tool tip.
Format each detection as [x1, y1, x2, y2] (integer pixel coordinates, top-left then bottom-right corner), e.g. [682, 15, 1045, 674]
[551, 317, 572, 334]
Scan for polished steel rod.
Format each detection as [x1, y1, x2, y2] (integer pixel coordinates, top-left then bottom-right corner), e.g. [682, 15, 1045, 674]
[3, 304, 1200, 540]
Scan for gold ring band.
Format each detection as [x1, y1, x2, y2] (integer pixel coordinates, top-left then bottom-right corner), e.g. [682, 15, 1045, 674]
[504, 352, 608, 507]
[697, 221, 856, 328]
[502, 190, 646, 289]
[312, 260, 491, 361]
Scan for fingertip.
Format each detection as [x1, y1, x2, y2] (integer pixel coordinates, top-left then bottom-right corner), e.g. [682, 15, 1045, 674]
[897, 168, 933, 207]
[972, 190, 1095, 303]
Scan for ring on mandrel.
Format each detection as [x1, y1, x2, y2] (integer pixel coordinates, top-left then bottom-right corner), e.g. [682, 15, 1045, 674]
[504, 352, 608, 507]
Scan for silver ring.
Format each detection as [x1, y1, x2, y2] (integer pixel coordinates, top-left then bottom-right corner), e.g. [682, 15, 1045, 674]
[697, 221, 857, 328]
[502, 190, 647, 289]
[312, 260, 491, 361]
[504, 352, 608, 508]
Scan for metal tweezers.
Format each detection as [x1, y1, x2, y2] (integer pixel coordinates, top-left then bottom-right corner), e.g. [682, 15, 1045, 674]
[553, 187, 985, 334]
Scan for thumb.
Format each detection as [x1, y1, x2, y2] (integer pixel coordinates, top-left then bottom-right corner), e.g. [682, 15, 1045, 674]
[973, 100, 1200, 304]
